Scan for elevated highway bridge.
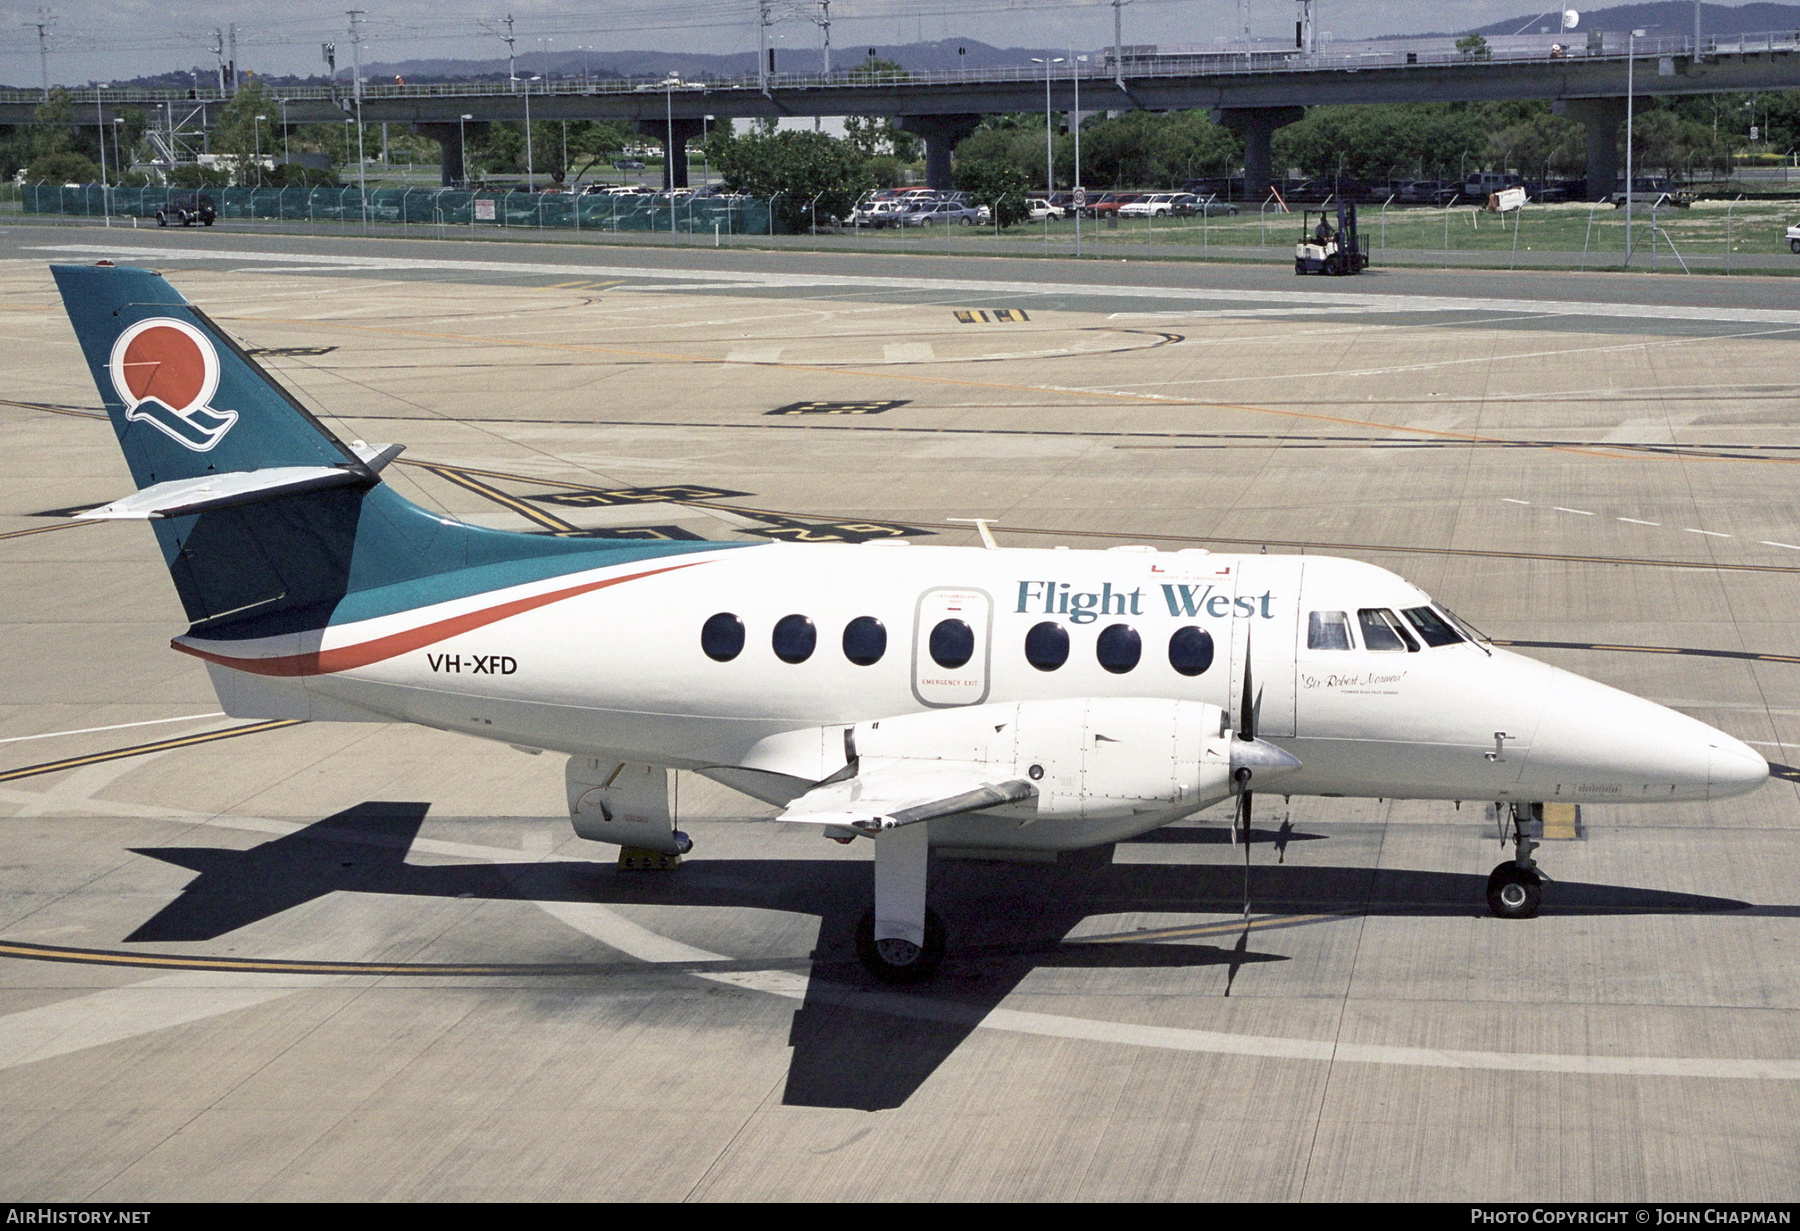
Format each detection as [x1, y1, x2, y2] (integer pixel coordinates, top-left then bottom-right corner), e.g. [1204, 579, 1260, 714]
[9, 32, 1799, 200]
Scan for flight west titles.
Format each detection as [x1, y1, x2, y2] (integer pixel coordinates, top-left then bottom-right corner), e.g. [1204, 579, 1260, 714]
[425, 652, 517, 675]
[1016, 581, 1275, 624]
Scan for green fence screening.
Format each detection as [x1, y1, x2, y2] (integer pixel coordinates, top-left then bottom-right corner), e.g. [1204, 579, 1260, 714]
[21, 184, 775, 234]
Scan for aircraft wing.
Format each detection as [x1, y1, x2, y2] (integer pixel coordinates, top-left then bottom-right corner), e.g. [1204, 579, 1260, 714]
[778, 760, 1037, 833]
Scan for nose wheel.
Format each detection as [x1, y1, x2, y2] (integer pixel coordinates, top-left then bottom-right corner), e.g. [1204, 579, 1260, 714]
[1486, 863, 1542, 918]
[1486, 802, 1544, 919]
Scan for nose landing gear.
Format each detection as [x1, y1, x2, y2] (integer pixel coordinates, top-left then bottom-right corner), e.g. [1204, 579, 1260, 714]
[1487, 802, 1544, 919]
[856, 821, 946, 983]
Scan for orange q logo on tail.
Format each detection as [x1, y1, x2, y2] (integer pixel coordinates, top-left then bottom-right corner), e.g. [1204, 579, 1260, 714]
[107, 317, 238, 452]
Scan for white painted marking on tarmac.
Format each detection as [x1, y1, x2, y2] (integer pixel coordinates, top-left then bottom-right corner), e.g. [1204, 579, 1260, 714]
[1502, 498, 1532, 505]
[0, 970, 331, 1073]
[725, 346, 784, 364]
[1554, 507, 1595, 515]
[36, 243, 1800, 328]
[1684, 528, 1732, 538]
[1761, 541, 1800, 550]
[0, 712, 225, 746]
[882, 342, 935, 363]
[1619, 517, 1661, 525]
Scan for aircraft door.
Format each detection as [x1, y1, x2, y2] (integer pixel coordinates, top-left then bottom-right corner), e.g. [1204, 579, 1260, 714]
[1226, 557, 1299, 738]
[912, 587, 993, 708]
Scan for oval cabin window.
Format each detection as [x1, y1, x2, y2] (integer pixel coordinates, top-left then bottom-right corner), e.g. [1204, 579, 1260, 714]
[1167, 626, 1214, 676]
[842, 616, 887, 666]
[929, 618, 975, 669]
[772, 614, 817, 664]
[1096, 623, 1142, 674]
[701, 612, 745, 662]
[1024, 621, 1069, 671]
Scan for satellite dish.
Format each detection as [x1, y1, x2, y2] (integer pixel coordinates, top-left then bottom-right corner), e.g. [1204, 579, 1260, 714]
[1563, 9, 1580, 29]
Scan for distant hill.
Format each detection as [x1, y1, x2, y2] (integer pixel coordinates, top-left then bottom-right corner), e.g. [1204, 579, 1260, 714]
[1459, 1, 1800, 36]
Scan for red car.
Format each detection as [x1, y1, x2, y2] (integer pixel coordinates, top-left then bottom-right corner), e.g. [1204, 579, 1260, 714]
[1083, 192, 1142, 219]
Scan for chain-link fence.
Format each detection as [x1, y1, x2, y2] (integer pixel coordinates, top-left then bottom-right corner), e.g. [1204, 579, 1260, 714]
[21, 184, 775, 235]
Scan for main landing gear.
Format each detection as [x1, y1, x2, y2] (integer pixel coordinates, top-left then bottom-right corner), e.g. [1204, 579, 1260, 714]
[856, 822, 946, 983]
[1486, 802, 1544, 919]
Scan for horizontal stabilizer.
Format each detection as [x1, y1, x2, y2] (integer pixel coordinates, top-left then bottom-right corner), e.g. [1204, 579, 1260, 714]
[77, 464, 372, 520]
[779, 761, 1037, 833]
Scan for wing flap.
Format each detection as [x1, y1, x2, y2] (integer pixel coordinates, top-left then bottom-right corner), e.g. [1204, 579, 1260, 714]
[779, 760, 1036, 833]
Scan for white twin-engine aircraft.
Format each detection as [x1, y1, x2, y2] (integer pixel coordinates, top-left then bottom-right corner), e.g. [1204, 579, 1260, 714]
[53, 263, 1769, 983]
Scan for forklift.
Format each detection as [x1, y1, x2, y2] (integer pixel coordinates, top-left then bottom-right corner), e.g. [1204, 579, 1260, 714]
[1294, 199, 1370, 275]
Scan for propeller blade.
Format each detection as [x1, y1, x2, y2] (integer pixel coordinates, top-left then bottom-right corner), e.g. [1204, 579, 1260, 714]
[1235, 767, 1254, 920]
[1239, 623, 1255, 742]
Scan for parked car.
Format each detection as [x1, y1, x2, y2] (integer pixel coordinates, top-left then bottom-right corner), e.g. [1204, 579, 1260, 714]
[1464, 171, 1525, 200]
[612, 158, 645, 170]
[1190, 193, 1240, 216]
[1025, 197, 1065, 220]
[1787, 219, 1800, 254]
[1612, 176, 1691, 208]
[903, 199, 983, 225]
[155, 190, 215, 228]
[850, 199, 910, 227]
[1391, 179, 1443, 204]
[1084, 192, 1142, 218]
[1118, 192, 1195, 218]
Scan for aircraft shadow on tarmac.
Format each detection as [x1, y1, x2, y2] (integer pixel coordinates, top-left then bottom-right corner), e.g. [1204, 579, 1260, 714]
[126, 801, 1758, 1112]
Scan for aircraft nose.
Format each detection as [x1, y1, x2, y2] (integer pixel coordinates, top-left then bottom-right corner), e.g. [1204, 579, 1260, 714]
[1708, 733, 1769, 799]
[1525, 670, 1766, 802]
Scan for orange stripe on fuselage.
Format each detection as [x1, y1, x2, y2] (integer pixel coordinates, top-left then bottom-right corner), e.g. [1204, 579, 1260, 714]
[172, 560, 707, 677]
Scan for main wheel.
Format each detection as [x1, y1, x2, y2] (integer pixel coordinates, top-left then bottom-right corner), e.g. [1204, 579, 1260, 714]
[959, 216, 972, 225]
[1294, 258, 1306, 275]
[1323, 253, 1343, 275]
[855, 908, 947, 984]
[1486, 862, 1542, 919]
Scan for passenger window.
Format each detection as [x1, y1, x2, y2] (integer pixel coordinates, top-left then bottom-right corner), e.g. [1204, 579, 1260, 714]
[1168, 626, 1214, 676]
[1024, 621, 1069, 671]
[842, 616, 886, 666]
[929, 618, 975, 669]
[701, 612, 745, 662]
[1096, 624, 1141, 674]
[1307, 611, 1353, 650]
[1402, 606, 1464, 647]
[1358, 608, 1419, 652]
[772, 614, 816, 664]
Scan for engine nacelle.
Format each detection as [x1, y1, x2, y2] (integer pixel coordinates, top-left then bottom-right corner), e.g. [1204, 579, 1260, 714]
[853, 697, 1241, 821]
[566, 758, 692, 855]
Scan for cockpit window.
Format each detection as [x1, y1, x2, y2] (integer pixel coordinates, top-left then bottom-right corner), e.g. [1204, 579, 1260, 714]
[1307, 610, 1353, 650]
[1402, 606, 1464, 647]
[1358, 608, 1419, 652]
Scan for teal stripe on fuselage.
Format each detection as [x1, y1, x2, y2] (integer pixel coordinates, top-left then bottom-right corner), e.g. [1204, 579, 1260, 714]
[327, 535, 749, 628]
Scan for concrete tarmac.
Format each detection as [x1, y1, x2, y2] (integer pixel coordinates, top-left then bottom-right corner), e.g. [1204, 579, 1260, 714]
[0, 225, 1797, 1201]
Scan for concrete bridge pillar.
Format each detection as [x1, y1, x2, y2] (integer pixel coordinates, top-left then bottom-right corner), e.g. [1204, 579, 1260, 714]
[636, 117, 706, 189]
[1212, 107, 1305, 200]
[1556, 98, 1627, 200]
[896, 114, 982, 191]
[414, 121, 487, 187]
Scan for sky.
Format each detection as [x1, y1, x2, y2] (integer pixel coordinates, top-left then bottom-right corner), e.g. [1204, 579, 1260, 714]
[0, 0, 1626, 86]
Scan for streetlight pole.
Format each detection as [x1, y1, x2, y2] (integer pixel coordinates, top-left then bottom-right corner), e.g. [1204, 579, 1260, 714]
[97, 92, 109, 226]
[347, 8, 368, 226]
[1626, 27, 1643, 261]
[524, 75, 540, 189]
[1073, 54, 1086, 254]
[1032, 56, 1064, 199]
[253, 114, 265, 187]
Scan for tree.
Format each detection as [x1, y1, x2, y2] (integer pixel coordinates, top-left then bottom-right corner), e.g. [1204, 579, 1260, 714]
[1078, 109, 1238, 187]
[24, 150, 99, 183]
[842, 58, 921, 162]
[954, 121, 1062, 191]
[1456, 34, 1491, 60]
[710, 128, 873, 231]
[954, 156, 1031, 226]
[212, 80, 282, 185]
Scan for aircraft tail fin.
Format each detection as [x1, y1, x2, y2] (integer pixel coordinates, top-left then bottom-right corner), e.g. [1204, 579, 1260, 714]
[51, 262, 707, 639]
